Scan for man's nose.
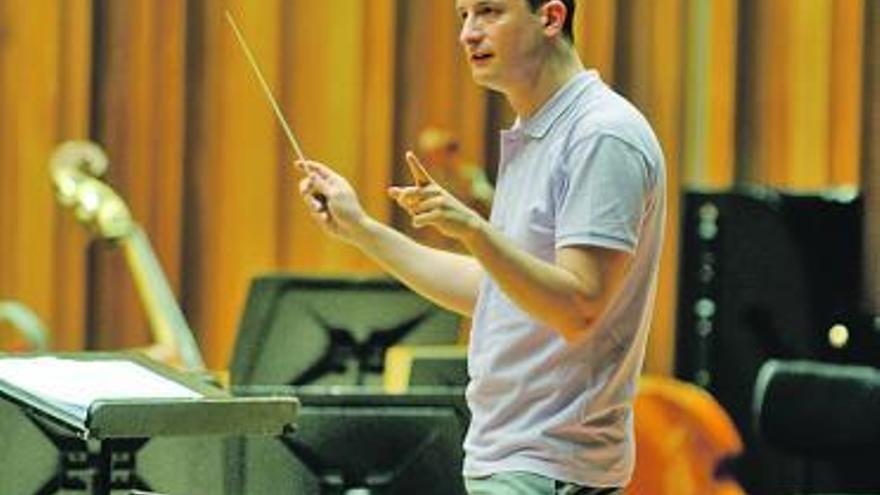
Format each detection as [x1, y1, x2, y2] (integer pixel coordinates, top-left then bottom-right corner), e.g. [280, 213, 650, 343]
[459, 17, 484, 47]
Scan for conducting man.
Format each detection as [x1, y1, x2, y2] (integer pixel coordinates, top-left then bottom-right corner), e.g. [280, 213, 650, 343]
[298, 0, 665, 493]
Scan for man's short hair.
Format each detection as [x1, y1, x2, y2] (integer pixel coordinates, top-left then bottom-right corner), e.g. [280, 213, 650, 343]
[526, 0, 575, 43]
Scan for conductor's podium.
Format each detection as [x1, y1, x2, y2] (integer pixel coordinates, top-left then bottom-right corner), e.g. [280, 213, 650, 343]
[0, 352, 298, 495]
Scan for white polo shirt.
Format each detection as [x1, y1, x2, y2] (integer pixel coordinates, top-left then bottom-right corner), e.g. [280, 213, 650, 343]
[463, 70, 666, 487]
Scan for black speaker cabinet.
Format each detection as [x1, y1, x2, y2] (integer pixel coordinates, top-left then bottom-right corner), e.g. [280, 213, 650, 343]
[676, 188, 880, 495]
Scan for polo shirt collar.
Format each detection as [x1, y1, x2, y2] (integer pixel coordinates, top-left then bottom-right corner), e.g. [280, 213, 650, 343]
[519, 69, 598, 139]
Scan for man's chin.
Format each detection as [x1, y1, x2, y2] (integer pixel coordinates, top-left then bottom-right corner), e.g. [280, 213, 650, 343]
[469, 69, 501, 91]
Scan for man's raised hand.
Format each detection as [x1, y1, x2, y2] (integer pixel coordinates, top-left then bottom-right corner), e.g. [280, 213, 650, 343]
[388, 151, 486, 243]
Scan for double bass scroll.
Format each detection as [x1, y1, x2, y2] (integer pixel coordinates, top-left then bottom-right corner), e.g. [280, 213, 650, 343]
[50, 140, 205, 371]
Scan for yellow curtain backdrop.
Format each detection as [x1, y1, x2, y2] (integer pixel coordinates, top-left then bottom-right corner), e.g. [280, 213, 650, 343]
[90, 0, 188, 351]
[575, 0, 617, 83]
[741, 0, 864, 187]
[681, 0, 738, 189]
[0, 0, 92, 351]
[0, 0, 874, 373]
[184, 0, 289, 369]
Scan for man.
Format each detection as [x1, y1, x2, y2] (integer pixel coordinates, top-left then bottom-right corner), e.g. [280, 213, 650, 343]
[297, 0, 665, 493]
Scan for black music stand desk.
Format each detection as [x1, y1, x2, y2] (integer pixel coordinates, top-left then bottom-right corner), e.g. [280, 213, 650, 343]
[0, 352, 299, 495]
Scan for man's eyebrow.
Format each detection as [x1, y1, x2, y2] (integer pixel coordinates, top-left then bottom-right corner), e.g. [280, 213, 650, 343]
[457, 0, 503, 13]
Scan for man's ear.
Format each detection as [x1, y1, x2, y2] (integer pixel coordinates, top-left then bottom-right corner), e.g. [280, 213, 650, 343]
[540, 0, 567, 38]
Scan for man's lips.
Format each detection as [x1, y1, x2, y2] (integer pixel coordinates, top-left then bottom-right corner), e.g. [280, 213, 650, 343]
[470, 52, 494, 64]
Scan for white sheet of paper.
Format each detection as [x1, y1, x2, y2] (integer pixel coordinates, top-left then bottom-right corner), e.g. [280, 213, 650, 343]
[0, 357, 202, 417]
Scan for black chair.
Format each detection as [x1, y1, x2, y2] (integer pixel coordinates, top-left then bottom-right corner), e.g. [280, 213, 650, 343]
[752, 359, 880, 494]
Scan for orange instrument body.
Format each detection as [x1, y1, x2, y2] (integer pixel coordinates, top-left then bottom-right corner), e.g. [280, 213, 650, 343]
[627, 376, 747, 495]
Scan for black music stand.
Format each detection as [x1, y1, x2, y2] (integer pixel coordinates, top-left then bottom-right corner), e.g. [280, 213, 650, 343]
[227, 275, 467, 494]
[0, 352, 299, 495]
[229, 386, 469, 495]
[230, 274, 462, 387]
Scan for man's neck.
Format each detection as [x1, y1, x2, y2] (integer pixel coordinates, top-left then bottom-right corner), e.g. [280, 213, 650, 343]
[506, 45, 584, 120]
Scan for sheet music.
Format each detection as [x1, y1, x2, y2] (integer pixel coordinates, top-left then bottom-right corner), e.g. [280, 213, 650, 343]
[0, 357, 202, 419]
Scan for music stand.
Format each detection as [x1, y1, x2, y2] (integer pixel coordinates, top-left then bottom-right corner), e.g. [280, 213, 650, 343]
[0, 352, 298, 495]
[230, 274, 462, 387]
[227, 275, 467, 493]
[229, 386, 469, 495]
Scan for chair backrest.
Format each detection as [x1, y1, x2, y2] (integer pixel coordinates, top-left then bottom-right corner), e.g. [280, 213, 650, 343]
[752, 359, 880, 492]
[754, 360, 880, 454]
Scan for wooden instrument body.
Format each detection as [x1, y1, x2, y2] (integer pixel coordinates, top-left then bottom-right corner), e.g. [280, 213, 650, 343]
[627, 376, 746, 495]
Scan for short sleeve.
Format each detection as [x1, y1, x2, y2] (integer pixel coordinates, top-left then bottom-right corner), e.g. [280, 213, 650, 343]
[555, 134, 653, 253]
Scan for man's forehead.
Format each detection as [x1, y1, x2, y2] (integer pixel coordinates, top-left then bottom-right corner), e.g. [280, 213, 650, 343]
[455, 0, 518, 10]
